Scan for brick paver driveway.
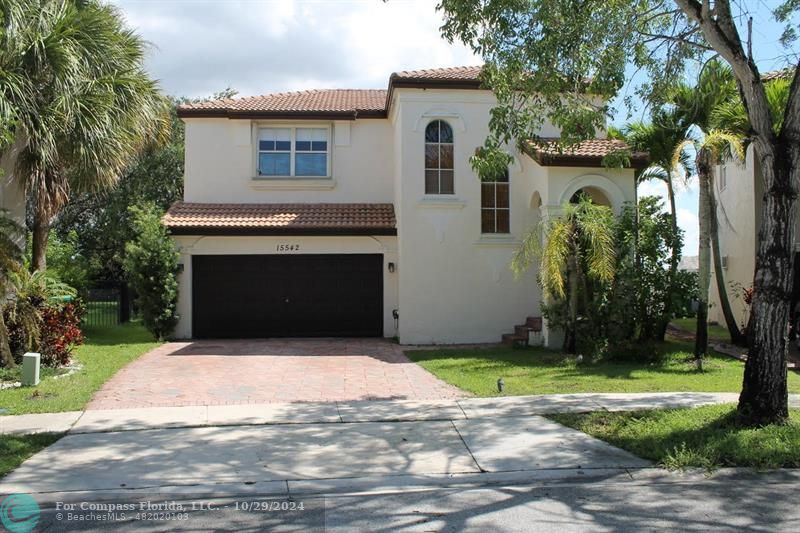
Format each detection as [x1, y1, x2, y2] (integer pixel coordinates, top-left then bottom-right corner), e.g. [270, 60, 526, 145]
[88, 339, 465, 409]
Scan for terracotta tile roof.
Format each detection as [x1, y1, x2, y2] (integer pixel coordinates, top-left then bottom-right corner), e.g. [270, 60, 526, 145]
[164, 202, 396, 235]
[762, 68, 795, 81]
[524, 138, 649, 169]
[178, 89, 387, 117]
[390, 65, 483, 83]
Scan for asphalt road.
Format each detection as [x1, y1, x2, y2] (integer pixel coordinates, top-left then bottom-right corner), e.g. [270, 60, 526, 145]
[30, 472, 798, 532]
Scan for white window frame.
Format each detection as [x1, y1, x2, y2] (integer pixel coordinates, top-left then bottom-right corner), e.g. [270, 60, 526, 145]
[255, 124, 332, 178]
[480, 169, 511, 235]
[718, 164, 727, 192]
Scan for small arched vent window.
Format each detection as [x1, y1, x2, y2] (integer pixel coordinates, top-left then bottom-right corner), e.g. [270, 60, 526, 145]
[424, 120, 454, 194]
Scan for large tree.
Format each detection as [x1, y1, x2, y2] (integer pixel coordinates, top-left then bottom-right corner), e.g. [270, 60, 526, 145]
[439, 0, 799, 426]
[0, 0, 168, 272]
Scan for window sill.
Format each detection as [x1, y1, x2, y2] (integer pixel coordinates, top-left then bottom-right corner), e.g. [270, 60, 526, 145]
[416, 196, 466, 209]
[474, 234, 520, 247]
[250, 177, 336, 191]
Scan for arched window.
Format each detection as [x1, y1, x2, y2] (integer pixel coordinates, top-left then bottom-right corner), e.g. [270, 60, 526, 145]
[481, 169, 510, 233]
[425, 120, 454, 194]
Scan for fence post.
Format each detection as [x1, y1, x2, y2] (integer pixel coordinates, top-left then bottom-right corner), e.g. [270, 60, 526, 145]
[119, 283, 131, 323]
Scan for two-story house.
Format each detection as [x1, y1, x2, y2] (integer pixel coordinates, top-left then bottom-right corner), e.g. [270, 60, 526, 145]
[167, 66, 646, 345]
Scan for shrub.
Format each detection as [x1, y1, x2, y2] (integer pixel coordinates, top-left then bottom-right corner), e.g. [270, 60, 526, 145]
[123, 204, 179, 340]
[3, 269, 85, 367]
[38, 302, 84, 366]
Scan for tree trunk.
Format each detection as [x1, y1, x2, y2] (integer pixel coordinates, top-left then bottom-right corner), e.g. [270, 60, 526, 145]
[738, 141, 793, 426]
[30, 203, 50, 272]
[657, 173, 680, 341]
[709, 174, 747, 346]
[0, 311, 14, 368]
[565, 251, 579, 353]
[695, 149, 712, 359]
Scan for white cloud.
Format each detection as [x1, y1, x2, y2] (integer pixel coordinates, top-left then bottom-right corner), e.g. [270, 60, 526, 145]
[111, 0, 479, 98]
[677, 207, 699, 257]
[637, 179, 668, 204]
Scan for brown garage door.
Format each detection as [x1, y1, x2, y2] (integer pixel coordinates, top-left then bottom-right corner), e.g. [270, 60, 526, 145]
[192, 254, 383, 338]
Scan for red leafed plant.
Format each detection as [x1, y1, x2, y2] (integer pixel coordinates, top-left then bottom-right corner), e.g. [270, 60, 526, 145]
[743, 286, 754, 306]
[39, 303, 85, 366]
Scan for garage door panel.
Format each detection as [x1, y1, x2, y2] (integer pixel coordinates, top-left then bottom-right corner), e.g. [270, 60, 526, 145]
[192, 254, 383, 338]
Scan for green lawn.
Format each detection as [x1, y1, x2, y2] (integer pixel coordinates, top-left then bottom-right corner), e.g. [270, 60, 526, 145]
[0, 322, 159, 415]
[406, 340, 800, 397]
[0, 433, 63, 478]
[550, 405, 800, 469]
[671, 317, 730, 340]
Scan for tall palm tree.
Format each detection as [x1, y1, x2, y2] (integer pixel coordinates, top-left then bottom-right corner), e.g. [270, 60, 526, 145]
[512, 197, 616, 353]
[623, 110, 693, 340]
[0, 209, 23, 367]
[0, 0, 168, 271]
[670, 61, 746, 352]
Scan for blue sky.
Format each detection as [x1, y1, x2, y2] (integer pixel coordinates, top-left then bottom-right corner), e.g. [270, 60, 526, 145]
[112, 1, 796, 257]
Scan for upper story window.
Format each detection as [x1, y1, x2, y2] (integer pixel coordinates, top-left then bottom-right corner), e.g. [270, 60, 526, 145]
[481, 169, 510, 234]
[425, 120, 454, 194]
[718, 164, 727, 191]
[258, 126, 329, 177]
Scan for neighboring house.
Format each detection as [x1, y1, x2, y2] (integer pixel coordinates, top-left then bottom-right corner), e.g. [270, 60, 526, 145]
[167, 66, 646, 345]
[710, 145, 766, 329]
[0, 139, 26, 226]
[678, 255, 699, 273]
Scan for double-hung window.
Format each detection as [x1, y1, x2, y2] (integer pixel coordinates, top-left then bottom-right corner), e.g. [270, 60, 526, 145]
[258, 127, 329, 177]
[481, 169, 510, 234]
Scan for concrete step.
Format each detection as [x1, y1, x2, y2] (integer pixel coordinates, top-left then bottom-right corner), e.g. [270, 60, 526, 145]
[526, 316, 543, 332]
[514, 325, 533, 338]
[501, 333, 527, 348]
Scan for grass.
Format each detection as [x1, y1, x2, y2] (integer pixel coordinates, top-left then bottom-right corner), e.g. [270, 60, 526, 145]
[0, 433, 64, 478]
[406, 339, 800, 397]
[550, 405, 800, 469]
[0, 321, 159, 415]
[670, 317, 730, 340]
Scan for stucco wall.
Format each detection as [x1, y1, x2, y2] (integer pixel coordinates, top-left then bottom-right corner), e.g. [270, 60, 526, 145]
[183, 118, 394, 204]
[0, 139, 26, 226]
[390, 88, 636, 344]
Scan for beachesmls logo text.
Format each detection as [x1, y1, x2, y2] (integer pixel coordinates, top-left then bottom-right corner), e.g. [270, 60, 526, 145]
[0, 494, 40, 533]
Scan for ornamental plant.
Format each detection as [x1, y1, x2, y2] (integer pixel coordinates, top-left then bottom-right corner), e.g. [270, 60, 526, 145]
[123, 204, 179, 340]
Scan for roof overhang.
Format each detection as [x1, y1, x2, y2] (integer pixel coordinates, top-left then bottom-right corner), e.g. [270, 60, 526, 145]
[163, 202, 397, 237]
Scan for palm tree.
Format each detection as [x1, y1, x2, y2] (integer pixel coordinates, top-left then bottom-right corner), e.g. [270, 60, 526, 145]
[623, 111, 693, 340]
[0, 209, 23, 367]
[512, 197, 616, 352]
[673, 131, 745, 361]
[1, 0, 168, 271]
[670, 61, 747, 352]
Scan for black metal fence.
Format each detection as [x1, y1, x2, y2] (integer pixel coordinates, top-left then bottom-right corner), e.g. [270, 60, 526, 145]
[82, 285, 131, 328]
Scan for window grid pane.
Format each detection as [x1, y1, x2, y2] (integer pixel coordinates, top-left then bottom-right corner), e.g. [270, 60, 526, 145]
[424, 120, 454, 195]
[480, 174, 510, 234]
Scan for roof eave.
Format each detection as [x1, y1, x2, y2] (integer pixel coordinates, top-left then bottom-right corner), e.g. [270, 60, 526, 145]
[176, 109, 387, 120]
[166, 226, 397, 237]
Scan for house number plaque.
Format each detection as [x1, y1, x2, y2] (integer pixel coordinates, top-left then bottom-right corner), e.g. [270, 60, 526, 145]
[276, 244, 301, 252]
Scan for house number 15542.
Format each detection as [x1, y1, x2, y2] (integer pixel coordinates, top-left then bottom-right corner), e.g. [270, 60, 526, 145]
[276, 244, 300, 252]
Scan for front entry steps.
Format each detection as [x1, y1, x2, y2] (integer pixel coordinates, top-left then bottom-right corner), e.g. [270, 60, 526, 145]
[501, 316, 543, 348]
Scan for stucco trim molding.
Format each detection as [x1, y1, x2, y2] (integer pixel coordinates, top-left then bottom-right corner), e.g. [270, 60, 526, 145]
[250, 178, 337, 191]
[416, 197, 467, 209]
[413, 110, 466, 132]
[558, 173, 627, 210]
[473, 235, 521, 247]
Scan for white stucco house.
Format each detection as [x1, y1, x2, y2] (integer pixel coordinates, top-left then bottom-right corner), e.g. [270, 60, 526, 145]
[0, 140, 26, 227]
[166, 66, 646, 345]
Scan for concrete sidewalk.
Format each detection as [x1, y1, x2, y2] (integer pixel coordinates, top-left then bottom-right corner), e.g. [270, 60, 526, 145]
[2, 391, 784, 435]
[2, 392, 799, 504]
